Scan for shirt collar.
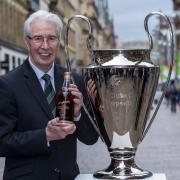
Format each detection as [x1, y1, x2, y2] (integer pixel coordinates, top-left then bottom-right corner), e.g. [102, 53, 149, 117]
[28, 57, 54, 80]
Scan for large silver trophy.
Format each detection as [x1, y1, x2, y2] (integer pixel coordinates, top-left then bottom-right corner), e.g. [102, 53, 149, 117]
[64, 12, 174, 179]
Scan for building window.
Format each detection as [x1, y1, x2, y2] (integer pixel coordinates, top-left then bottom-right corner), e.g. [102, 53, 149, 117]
[18, 58, 21, 66]
[5, 53, 9, 61]
[12, 56, 16, 69]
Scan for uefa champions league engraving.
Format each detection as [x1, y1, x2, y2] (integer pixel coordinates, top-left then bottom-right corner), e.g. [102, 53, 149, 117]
[64, 12, 174, 179]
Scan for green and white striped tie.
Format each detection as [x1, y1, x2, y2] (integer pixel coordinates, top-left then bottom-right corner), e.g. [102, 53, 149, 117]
[42, 74, 56, 117]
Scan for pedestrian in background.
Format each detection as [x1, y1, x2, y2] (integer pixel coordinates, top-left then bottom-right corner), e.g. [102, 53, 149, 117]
[0, 10, 98, 180]
[169, 80, 178, 113]
[165, 85, 170, 107]
[175, 79, 180, 108]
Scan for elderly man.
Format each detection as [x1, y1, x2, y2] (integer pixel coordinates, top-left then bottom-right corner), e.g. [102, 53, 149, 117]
[0, 10, 98, 180]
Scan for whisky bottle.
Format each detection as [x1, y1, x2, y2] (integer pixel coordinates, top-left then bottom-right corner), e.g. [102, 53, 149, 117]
[56, 72, 74, 122]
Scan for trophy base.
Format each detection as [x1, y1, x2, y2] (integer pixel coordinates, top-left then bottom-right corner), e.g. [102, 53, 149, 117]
[93, 153, 152, 179]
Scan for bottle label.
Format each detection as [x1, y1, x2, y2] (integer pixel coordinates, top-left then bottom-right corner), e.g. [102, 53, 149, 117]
[56, 90, 74, 121]
[57, 100, 70, 120]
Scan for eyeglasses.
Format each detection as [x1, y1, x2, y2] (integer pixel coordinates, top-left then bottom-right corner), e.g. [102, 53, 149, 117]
[27, 35, 59, 45]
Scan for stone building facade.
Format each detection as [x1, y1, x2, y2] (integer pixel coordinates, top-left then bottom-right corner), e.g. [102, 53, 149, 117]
[173, 0, 180, 78]
[0, 0, 117, 74]
[0, 0, 28, 74]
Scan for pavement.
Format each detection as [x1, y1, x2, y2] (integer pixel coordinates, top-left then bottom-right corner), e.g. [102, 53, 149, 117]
[77, 102, 180, 180]
[0, 158, 4, 180]
[0, 102, 180, 180]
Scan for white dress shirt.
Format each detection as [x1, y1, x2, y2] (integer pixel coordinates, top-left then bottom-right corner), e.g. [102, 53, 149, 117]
[28, 57, 81, 121]
[28, 58, 55, 92]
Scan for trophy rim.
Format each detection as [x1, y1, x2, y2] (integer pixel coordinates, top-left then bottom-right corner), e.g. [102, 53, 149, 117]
[93, 49, 150, 52]
[91, 49, 151, 64]
[83, 65, 159, 69]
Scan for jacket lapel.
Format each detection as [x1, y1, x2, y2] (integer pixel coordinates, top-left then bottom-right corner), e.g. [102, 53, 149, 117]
[22, 60, 53, 119]
[54, 64, 65, 93]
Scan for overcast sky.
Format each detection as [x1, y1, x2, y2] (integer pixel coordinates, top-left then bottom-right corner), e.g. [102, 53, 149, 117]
[108, 0, 173, 42]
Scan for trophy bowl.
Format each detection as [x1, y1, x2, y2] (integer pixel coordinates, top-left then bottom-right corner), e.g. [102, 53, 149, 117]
[82, 49, 160, 179]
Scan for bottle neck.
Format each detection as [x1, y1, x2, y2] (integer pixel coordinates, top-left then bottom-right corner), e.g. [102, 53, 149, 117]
[62, 72, 72, 89]
[63, 79, 70, 87]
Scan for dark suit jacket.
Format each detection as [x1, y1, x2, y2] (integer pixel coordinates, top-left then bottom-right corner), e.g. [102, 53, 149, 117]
[0, 60, 99, 180]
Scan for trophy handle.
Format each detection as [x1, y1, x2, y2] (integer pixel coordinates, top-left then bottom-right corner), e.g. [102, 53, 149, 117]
[141, 12, 174, 141]
[64, 15, 104, 141]
[64, 15, 94, 72]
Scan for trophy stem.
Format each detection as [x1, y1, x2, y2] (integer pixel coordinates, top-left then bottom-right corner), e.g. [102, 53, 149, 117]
[93, 148, 152, 179]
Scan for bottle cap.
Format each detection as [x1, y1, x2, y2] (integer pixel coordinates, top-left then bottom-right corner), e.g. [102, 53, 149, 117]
[64, 72, 71, 80]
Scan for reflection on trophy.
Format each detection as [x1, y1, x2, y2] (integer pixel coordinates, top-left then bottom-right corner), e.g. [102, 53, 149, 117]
[64, 12, 174, 179]
[83, 52, 160, 179]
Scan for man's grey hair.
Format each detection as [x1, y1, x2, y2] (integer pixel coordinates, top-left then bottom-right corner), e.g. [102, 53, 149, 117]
[24, 10, 63, 38]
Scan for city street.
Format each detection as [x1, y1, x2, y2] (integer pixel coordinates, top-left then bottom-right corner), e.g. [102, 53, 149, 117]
[0, 102, 179, 180]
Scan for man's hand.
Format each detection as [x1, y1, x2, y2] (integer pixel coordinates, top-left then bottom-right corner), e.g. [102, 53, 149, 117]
[46, 118, 76, 142]
[87, 79, 97, 104]
[68, 84, 83, 117]
[87, 79, 104, 115]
